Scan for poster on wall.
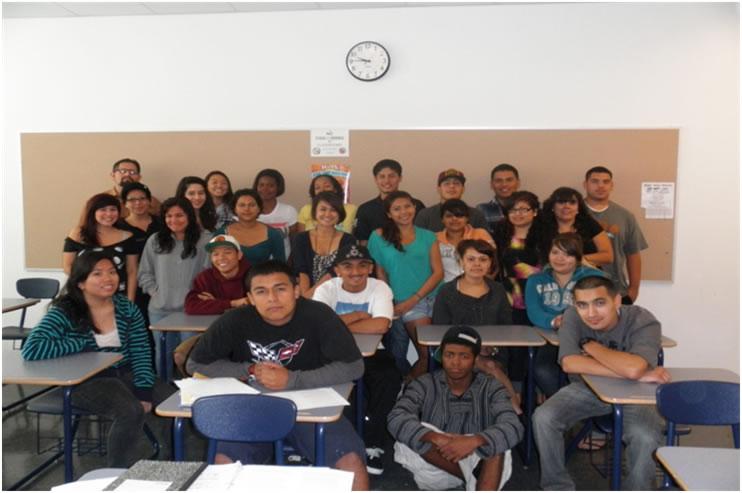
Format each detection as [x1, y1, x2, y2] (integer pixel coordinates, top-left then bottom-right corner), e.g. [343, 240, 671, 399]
[310, 163, 352, 202]
[310, 129, 349, 157]
[641, 182, 675, 219]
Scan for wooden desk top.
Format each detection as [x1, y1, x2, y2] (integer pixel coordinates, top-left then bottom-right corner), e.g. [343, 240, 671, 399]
[417, 325, 545, 347]
[2, 298, 40, 313]
[156, 382, 353, 423]
[2, 349, 123, 386]
[150, 312, 218, 332]
[582, 368, 740, 405]
[656, 447, 739, 491]
[536, 329, 678, 349]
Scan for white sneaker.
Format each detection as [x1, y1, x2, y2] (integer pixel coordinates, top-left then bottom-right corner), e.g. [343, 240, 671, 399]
[365, 447, 384, 475]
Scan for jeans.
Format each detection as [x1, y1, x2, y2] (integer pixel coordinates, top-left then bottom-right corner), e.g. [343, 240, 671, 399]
[383, 318, 412, 375]
[149, 309, 198, 382]
[71, 371, 175, 467]
[532, 382, 664, 490]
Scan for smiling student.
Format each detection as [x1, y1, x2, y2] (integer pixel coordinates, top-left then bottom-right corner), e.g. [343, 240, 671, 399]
[103, 158, 161, 218]
[184, 234, 251, 315]
[533, 276, 669, 490]
[187, 260, 369, 489]
[477, 163, 521, 236]
[175, 176, 217, 232]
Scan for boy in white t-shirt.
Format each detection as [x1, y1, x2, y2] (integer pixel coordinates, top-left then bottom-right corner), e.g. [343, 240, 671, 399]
[313, 244, 402, 476]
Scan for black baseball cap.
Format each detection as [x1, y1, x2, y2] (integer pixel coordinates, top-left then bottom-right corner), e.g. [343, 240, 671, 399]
[434, 325, 482, 362]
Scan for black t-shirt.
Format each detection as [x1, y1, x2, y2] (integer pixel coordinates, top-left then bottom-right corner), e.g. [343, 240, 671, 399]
[353, 195, 426, 241]
[120, 216, 163, 259]
[190, 297, 362, 371]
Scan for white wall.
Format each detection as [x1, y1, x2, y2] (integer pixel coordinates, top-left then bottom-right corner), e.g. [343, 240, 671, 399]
[3, 3, 739, 370]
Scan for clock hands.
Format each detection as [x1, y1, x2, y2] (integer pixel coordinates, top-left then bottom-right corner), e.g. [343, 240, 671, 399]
[350, 57, 372, 63]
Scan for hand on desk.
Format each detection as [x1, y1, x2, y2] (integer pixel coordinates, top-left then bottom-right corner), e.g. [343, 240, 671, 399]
[638, 366, 671, 384]
[254, 362, 289, 390]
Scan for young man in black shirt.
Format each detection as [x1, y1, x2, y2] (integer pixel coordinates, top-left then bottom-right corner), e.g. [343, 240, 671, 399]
[187, 260, 369, 489]
[353, 159, 425, 246]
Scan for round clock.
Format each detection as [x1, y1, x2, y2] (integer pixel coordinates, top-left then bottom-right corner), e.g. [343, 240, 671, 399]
[346, 41, 390, 82]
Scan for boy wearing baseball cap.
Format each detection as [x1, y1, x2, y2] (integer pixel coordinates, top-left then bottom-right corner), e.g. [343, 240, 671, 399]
[184, 235, 251, 314]
[414, 168, 488, 232]
[313, 244, 401, 475]
[388, 325, 523, 491]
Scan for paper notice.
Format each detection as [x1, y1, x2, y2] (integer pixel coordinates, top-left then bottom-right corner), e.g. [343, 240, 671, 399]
[310, 129, 349, 157]
[641, 182, 675, 219]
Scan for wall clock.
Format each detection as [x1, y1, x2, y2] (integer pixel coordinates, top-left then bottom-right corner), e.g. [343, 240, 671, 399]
[346, 41, 390, 82]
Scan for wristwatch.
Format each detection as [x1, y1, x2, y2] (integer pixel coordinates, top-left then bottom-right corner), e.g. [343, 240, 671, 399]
[579, 337, 598, 349]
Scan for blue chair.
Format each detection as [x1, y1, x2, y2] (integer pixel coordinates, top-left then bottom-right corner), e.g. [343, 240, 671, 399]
[191, 394, 297, 465]
[656, 380, 740, 488]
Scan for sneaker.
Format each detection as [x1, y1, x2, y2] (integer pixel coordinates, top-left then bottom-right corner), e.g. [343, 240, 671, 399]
[365, 447, 384, 475]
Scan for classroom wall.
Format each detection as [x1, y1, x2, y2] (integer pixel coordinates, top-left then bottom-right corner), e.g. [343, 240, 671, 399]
[3, 3, 738, 370]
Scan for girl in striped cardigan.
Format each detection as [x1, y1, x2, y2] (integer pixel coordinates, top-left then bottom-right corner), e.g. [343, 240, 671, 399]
[22, 250, 173, 467]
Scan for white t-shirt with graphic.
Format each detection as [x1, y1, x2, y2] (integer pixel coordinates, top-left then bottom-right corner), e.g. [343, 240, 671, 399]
[313, 277, 394, 320]
[259, 201, 298, 257]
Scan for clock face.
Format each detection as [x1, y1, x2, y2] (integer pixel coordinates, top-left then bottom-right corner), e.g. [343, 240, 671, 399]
[346, 41, 390, 82]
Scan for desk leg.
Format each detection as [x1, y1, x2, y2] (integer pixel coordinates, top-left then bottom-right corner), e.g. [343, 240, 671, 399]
[315, 424, 326, 467]
[355, 378, 364, 434]
[524, 347, 535, 466]
[174, 417, 185, 461]
[611, 404, 624, 491]
[63, 386, 73, 483]
[159, 331, 167, 383]
[427, 346, 434, 373]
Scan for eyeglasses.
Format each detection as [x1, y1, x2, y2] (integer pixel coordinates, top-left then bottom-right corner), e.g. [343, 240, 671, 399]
[508, 207, 533, 215]
[126, 197, 149, 203]
[115, 168, 140, 176]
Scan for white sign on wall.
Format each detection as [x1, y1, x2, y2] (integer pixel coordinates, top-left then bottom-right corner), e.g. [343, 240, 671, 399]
[641, 182, 675, 219]
[310, 129, 349, 157]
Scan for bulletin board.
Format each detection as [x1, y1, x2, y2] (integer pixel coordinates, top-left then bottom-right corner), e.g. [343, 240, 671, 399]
[20, 128, 678, 278]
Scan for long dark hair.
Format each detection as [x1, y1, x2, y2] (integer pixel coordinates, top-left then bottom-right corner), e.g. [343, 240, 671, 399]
[79, 193, 123, 246]
[205, 170, 234, 206]
[540, 187, 593, 262]
[381, 191, 414, 252]
[175, 176, 217, 231]
[156, 197, 202, 259]
[52, 250, 119, 333]
[492, 190, 542, 252]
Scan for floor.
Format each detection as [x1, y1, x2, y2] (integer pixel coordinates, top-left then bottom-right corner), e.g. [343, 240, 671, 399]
[2, 370, 735, 490]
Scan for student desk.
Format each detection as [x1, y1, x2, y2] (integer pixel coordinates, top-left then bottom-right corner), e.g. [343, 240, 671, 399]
[581, 368, 740, 490]
[149, 313, 218, 382]
[655, 446, 740, 491]
[417, 324, 545, 466]
[156, 382, 353, 467]
[2, 297, 40, 313]
[2, 349, 123, 486]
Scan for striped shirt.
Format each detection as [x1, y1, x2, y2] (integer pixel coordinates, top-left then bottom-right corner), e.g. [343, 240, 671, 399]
[21, 295, 155, 400]
[387, 370, 523, 457]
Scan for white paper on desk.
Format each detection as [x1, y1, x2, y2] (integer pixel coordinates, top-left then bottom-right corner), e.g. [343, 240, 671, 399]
[114, 479, 172, 491]
[231, 465, 353, 492]
[270, 387, 349, 410]
[52, 478, 114, 491]
[175, 377, 259, 406]
[187, 462, 242, 490]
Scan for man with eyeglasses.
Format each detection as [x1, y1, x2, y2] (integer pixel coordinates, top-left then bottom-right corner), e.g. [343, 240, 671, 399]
[477, 163, 521, 237]
[105, 158, 161, 217]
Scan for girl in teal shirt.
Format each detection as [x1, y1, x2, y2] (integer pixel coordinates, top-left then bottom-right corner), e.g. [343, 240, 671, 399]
[368, 191, 443, 380]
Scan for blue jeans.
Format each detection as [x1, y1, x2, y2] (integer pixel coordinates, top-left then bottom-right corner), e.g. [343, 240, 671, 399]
[149, 309, 198, 382]
[383, 318, 411, 375]
[532, 382, 664, 490]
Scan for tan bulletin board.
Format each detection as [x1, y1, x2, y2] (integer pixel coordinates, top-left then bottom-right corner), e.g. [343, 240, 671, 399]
[21, 129, 677, 279]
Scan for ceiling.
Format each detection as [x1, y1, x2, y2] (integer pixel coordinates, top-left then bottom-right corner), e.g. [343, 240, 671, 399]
[2, 2, 495, 19]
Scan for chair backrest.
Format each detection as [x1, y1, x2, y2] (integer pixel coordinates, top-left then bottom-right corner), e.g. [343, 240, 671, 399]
[16, 278, 60, 299]
[192, 394, 297, 464]
[656, 380, 740, 448]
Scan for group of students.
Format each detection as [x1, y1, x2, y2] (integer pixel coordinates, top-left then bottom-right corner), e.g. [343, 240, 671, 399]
[19, 156, 672, 491]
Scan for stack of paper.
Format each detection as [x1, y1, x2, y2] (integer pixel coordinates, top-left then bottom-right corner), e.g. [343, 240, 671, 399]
[188, 462, 353, 491]
[175, 377, 259, 406]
